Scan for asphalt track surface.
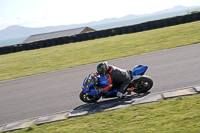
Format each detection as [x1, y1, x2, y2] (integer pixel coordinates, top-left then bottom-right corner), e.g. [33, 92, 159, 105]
[0, 43, 200, 125]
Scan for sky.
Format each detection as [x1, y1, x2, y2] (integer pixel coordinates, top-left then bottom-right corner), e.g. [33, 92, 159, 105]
[0, 0, 200, 30]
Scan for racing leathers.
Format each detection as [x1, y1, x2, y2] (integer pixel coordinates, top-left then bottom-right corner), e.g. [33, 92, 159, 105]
[98, 65, 134, 95]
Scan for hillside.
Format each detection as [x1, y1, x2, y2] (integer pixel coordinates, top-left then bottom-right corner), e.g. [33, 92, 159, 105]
[0, 5, 199, 42]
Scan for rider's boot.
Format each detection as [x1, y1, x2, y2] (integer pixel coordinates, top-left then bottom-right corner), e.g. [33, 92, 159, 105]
[117, 92, 127, 99]
[127, 87, 134, 94]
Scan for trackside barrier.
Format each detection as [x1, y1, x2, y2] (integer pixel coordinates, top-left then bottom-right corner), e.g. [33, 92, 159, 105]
[0, 12, 200, 55]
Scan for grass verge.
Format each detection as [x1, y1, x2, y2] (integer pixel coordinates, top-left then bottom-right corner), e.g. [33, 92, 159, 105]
[0, 21, 200, 81]
[8, 94, 200, 133]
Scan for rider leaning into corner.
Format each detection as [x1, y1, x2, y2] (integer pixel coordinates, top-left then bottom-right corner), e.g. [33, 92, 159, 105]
[96, 61, 135, 99]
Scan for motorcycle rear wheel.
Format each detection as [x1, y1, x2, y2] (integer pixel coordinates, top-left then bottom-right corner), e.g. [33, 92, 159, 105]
[133, 75, 153, 94]
[79, 91, 101, 103]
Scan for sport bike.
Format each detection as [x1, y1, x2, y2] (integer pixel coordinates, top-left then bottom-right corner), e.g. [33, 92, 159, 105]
[79, 65, 153, 103]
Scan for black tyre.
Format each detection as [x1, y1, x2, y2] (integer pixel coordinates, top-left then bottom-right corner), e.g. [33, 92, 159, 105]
[79, 91, 101, 103]
[133, 75, 153, 93]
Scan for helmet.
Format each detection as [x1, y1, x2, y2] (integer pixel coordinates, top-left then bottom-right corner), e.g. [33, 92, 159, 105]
[97, 62, 108, 76]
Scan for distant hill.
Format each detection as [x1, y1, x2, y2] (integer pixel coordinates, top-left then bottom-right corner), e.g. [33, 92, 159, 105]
[0, 5, 199, 42]
[153, 5, 194, 15]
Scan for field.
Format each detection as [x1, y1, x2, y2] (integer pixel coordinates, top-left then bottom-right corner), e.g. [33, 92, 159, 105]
[0, 21, 200, 81]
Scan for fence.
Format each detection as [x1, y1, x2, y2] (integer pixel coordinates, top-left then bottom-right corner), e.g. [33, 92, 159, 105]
[1, 12, 200, 55]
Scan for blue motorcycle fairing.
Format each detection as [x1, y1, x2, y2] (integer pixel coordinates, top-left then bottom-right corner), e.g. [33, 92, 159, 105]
[82, 82, 94, 93]
[132, 65, 148, 76]
[87, 88, 118, 97]
[82, 74, 118, 96]
[102, 89, 118, 96]
[83, 75, 117, 96]
[82, 71, 121, 96]
[89, 88, 99, 95]
[82, 74, 95, 93]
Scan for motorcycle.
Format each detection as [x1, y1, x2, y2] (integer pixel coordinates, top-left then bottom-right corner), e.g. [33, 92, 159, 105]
[79, 65, 153, 103]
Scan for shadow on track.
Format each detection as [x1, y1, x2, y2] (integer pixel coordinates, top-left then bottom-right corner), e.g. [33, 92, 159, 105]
[73, 92, 150, 111]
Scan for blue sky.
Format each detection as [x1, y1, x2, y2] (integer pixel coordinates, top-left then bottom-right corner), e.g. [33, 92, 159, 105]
[0, 0, 200, 30]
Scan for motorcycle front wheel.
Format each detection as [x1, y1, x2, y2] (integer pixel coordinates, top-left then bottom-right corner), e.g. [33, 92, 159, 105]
[133, 75, 153, 94]
[79, 91, 101, 103]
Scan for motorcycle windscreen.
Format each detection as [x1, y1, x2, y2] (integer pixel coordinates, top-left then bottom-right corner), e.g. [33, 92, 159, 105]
[83, 73, 97, 86]
[132, 65, 148, 76]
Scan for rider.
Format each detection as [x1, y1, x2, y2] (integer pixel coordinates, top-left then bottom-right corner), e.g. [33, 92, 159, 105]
[96, 61, 134, 99]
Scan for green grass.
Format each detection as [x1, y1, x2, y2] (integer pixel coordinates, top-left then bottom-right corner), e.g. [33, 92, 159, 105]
[8, 94, 200, 133]
[1, 21, 200, 81]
